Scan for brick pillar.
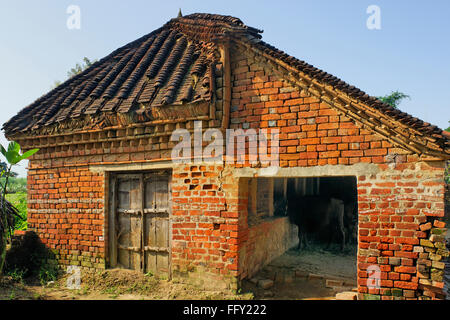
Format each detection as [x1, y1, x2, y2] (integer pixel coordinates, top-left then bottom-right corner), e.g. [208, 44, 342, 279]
[356, 162, 448, 300]
[170, 163, 240, 291]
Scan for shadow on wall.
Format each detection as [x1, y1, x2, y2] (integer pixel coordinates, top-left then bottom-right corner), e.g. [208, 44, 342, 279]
[4, 231, 58, 282]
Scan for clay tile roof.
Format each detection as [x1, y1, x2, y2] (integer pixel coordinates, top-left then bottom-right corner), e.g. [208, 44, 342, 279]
[3, 13, 449, 154]
[4, 13, 259, 136]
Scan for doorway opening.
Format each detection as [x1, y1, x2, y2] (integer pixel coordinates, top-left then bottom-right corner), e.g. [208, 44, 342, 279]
[243, 176, 358, 299]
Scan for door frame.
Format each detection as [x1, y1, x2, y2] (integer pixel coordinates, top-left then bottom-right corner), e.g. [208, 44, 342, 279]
[107, 169, 172, 278]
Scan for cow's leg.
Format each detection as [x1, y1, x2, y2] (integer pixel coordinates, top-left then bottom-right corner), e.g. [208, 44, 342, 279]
[340, 227, 346, 251]
[337, 204, 346, 251]
[347, 223, 356, 245]
[297, 225, 302, 250]
[324, 204, 334, 250]
[297, 225, 309, 251]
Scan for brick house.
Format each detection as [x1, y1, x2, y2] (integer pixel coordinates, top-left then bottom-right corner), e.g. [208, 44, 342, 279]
[3, 13, 449, 299]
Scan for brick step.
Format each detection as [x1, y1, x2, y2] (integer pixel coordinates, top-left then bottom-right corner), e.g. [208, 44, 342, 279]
[335, 291, 357, 300]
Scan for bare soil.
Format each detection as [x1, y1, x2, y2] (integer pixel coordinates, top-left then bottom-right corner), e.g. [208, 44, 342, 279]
[0, 269, 253, 301]
[241, 245, 358, 300]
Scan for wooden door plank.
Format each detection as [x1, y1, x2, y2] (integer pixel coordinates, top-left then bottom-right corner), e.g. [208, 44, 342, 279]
[146, 252, 157, 275]
[117, 178, 131, 269]
[109, 175, 118, 268]
[154, 177, 169, 211]
[142, 170, 171, 276]
[140, 174, 145, 273]
[117, 211, 131, 269]
[129, 178, 142, 271]
[155, 217, 169, 249]
[167, 173, 172, 280]
[157, 253, 169, 276]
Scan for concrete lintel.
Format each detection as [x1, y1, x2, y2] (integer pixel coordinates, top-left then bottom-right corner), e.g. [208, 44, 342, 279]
[232, 163, 381, 178]
[89, 160, 174, 173]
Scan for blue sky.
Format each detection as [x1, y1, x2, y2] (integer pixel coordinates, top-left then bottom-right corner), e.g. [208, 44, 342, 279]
[1, 0, 449, 176]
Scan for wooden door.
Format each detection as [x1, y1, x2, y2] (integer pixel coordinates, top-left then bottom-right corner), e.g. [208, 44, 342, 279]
[143, 172, 170, 277]
[109, 170, 171, 276]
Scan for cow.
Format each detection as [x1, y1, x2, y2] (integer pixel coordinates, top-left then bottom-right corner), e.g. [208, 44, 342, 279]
[273, 197, 288, 216]
[286, 196, 346, 251]
[343, 200, 358, 245]
[318, 177, 358, 245]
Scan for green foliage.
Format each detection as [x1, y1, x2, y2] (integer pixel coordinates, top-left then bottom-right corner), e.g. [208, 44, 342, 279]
[145, 271, 154, 277]
[377, 91, 410, 108]
[68, 57, 95, 78]
[446, 121, 449, 132]
[32, 292, 43, 300]
[0, 162, 17, 177]
[6, 192, 27, 231]
[1, 177, 27, 194]
[7, 267, 26, 283]
[0, 142, 39, 165]
[38, 263, 59, 285]
[0, 141, 39, 275]
[53, 57, 96, 89]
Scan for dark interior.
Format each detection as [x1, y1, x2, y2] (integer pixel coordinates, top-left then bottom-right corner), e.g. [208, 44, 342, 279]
[273, 176, 358, 249]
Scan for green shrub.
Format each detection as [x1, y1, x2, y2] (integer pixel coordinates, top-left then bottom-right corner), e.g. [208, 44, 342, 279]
[38, 264, 59, 285]
[7, 267, 27, 283]
[0, 177, 27, 194]
[0, 141, 38, 275]
[6, 192, 27, 231]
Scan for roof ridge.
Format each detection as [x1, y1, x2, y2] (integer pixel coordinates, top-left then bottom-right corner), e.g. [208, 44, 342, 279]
[164, 12, 263, 41]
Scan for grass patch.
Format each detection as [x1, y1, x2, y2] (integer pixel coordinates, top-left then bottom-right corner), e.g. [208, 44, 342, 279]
[38, 264, 59, 285]
[6, 268, 27, 283]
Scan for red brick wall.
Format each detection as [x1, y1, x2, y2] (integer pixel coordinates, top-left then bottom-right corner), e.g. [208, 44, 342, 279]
[356, 163, 447, 300]
[27, 166, 106, 269]
[229, 46, 399, 167]
[170, 163, 241, 289]
[229, 43, 448, 299]
[239, 216, 297, 280]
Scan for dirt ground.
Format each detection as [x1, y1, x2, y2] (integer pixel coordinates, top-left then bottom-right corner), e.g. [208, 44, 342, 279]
[0, 245, 357, 300]
[241, 245, 358, 300]
[0, 269, 254, 300]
